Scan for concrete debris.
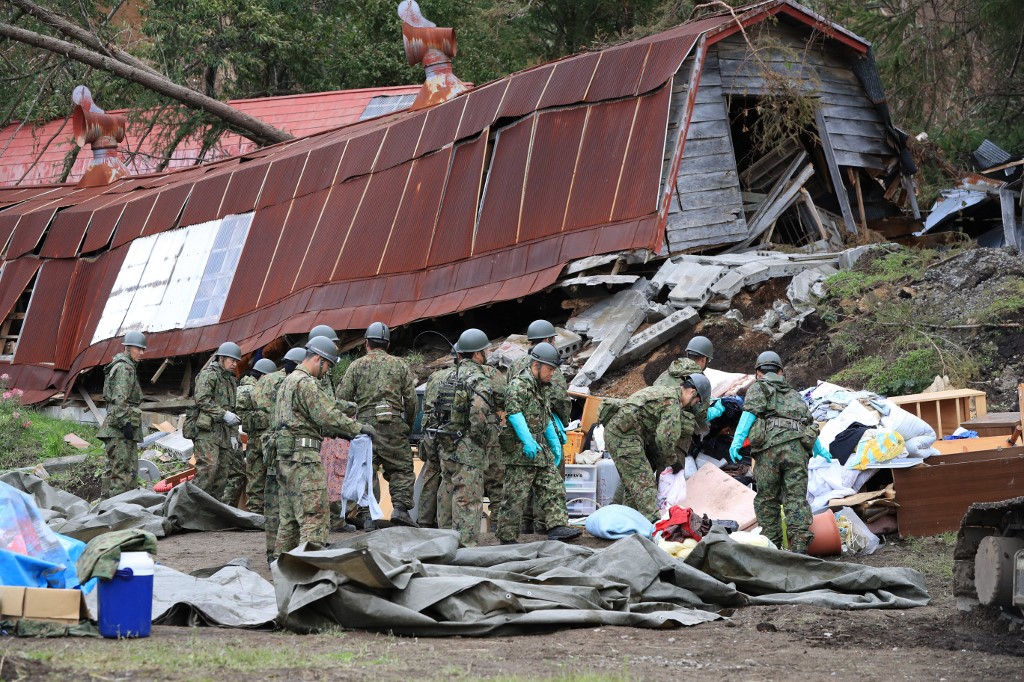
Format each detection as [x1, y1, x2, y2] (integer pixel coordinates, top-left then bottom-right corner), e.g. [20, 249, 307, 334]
[644, 301, 675, 323]
[788, 265, 837, 312]
[667, 263, 726, 309]
[724, 309, 744, 324]
[155, 432, 194, 461]
[566, 278, 650, 343]
[772, 299, 797, 322]
[39, 454, 90, 474]
[610, 307, 699, 371]
[754, 308, 780, 333]
[489, 328, 582, 369]
[559, 274, 639, 288]
[564, 250, 649, 276]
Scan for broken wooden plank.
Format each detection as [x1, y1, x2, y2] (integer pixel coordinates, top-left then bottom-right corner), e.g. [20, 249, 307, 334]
[78, 385, 104, 426]
[816, 109, 858, 234]
[1000, 186, 1021, 251]
[742, 163, 815, 246]
[849, 168, 868, 234]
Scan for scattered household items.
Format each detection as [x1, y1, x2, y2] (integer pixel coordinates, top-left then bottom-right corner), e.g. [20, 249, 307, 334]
[805, 511, 842, 557]
[584, 504, 655, 540]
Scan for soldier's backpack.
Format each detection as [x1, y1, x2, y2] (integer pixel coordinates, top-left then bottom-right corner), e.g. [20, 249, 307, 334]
[182, 404, 199, 440]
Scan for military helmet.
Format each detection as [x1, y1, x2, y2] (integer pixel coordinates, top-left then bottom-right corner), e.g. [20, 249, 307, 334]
[308, 324, 339, 342]
[284, 347, 307, 364]
[122, 330, 147, 349]
[685, 335, 714, 360]
[216, 341, 242, 361]
[526, 319, 556, 342]
[253, 358, 277, 375]
[306, 336, 340, 364]
[755, 350, 783, 372]
[684, 373, 712, 405]
[365, 321, 390, 342]
[529, 342, 561, 368]
[454, 328, 489, 354]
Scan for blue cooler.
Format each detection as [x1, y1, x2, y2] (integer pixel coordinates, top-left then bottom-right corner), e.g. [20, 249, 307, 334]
[97, 551, 154, 638]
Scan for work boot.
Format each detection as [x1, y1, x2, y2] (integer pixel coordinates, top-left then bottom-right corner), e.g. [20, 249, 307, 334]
[362, 518, 377, 531]
[500, 539, 518, 545]
[520, 519, 535, 534]
[418, 522, 438, 529]
[547, 526, 581, 542]
[390, 507, 420, 528]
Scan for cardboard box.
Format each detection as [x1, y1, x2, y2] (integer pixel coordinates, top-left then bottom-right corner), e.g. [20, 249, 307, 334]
[0, 586, 88, 625]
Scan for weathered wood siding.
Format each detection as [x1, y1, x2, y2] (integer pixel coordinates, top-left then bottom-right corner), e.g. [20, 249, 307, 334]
[716, 24, 894, 171]
[663, 50, 747, 254]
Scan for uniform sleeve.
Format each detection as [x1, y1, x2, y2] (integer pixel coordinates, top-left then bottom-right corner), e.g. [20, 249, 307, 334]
[403, 366, 418, 429]
[297, 378, 362, 440]
[104, 363, 133, 429]
[743, 382, 767, 416]
[505, 377, 528, 415]
[195, 370, 226, 420]
[467, 375, 494, 443]
[548, 374, 570, 424]
[335, 360, 357, 402]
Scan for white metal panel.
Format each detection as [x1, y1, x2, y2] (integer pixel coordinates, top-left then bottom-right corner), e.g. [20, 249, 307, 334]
[91, 234, 158, 343]
[187, 213, 253, 327]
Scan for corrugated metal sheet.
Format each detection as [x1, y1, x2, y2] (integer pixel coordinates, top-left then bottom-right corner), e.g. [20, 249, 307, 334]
[80, 201, 126, 253]
[333, 164, 412, 280]
[456, 81, 509, 139]
[6, 208, 56, 259]
[295, 141, 346, 197]
[585, 43, 651, 103]
[13, 259, 76, 364]
[110, 193, 158, 249]
[259, 189, 330, 304]
[177, 172, 231, 228]
[496, 65, 553, 120]
[611, 85, 671, 221]
[537, 53, 601, 109]
[519, 107, 588, 241]
[0, 258, 40, 322]
[414, 97, 467, 156]
[220, 201, 293, 319]
[140, 183, 193, 238]
[427, 134, 486, 267]
[372, 112, 427, 172]
[378, 148, 452, 275]
[475, 118, 534, 254]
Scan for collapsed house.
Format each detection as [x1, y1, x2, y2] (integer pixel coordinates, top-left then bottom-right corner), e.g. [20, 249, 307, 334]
[0, 0, 916, 405]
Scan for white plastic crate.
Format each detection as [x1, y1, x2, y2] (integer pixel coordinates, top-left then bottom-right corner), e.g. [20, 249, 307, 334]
[564, 464, 597, 491]
[566, 489, 597, 516]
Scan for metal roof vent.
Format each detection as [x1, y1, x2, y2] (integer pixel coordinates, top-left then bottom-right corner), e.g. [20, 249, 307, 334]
[72, 85, 130, 187]
[398, 0, 469, 110]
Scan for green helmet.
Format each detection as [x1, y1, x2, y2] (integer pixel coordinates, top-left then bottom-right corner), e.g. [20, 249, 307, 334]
[529, 342, 561, 368]
[306, 336, 339, 364]
[455, 328, 489, 354]
[253, 358, 277, 375]
[284, 347, 306, 364]
[365, 321, 390, 342]
[755, 350, 783, 372]
[123, 330, 147, 349]
[526, 319, 556, 342]
[685, 335, 714, 360]
[216, 341, 242, 361]
[684, 373, 711, 405]
[308, 324, 339, 342]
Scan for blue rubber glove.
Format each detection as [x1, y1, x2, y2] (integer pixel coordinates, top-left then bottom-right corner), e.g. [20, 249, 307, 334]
[706, 399, 725, 421]
[544, 420, 563, 467]
[729, 411, 757, 463]
[552, 414, 568, 445]
[812, 438, 833, 462]
[508, 412, 540, 460]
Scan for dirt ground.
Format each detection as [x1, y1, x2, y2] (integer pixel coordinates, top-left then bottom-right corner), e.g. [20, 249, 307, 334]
[2, 528, 1023, 681]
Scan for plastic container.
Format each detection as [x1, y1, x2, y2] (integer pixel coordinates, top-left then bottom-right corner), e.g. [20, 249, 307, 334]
[97, 551, 154, 638]
[595, 457, 620, 508]
[566, 491, 598, 516]
[806, 511, 842, 557]
[564, 464, 597, 491]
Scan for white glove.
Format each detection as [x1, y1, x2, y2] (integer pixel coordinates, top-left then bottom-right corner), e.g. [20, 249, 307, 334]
[230, 436, 239, 450]
[223, 411, 240, 426]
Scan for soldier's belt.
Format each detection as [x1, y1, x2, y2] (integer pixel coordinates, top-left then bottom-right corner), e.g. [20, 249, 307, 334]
[768, 417, 804, 431]
[296, 437, 323, 449]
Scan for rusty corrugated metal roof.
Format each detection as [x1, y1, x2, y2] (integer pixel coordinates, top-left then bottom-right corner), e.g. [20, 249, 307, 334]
[0, 0, 874, 401]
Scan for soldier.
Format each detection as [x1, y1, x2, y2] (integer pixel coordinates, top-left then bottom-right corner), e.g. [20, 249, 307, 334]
[237, 357, 277, 514]
[336, 322, 419, 527]
[653, 335, 720, 429]
[729, 351, 832, 553]
[273, 337, 374, 556]
[97, 331, 146, 498]
[417, 362, 451, 528]
[604, 374, 710, 522]
[495, 343, 581, 544]
[308, 324, 340, 393]
[431, 329, 500, 546]
[190, 342, 245, 505]
[254, 347, 305, 562]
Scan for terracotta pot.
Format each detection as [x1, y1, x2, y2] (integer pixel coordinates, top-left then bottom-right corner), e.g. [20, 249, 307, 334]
[807, 511, 842, 557]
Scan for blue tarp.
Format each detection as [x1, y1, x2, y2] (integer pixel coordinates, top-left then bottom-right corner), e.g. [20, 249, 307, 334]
[0, 481, 86, 588]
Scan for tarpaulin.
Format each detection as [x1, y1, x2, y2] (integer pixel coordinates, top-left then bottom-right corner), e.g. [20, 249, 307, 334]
[272, 527, 929, 637]
[0, 480, 86, 588]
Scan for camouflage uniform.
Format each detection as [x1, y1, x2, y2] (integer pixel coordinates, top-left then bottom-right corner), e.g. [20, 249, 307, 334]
[273, 365, 362, 555]
[604, 385, 694, 521]
[743, 372, 816, 553]
[253, 369, 287, 560]
[417, 367, 450, 527]
[494, 368, 568, 543]
[478, 364, 507, 515]
[237, 374, 269, 513]
[433, 360, 499, 546]
[192, 362, 244, 505]
[654, 357, 709, 431]
[336, 349, 418, 513]
[97, 352, 142, 498]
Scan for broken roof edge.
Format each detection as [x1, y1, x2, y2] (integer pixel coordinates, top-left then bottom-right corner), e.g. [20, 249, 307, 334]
[697, 0, 870, 53]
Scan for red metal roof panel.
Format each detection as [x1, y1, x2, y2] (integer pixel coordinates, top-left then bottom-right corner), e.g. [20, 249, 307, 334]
[558, 227, 600, 261]
[423, 290, 467, 319]
[496, 65, 553, 120]
[611, 85, 670, 222]
[373, 112, 427, 172]
[219, 163, 270, 216]
[307, 282, 350, 314]
[221, 201, 293, 320]
[420, 263, 458, 300]
[335, 129, 386, 184]
[140, 182, 193, 237]
[414, 97, 467, 156]
[37, 207, 90, 258]
[14, 259, 76, 364]
[178, 172, 231, 228]
[110, 193, 158, 248]
[427, 134, 485, 267]
[453, 255, 494, 291]
[459, 281, 504, 311]
[377, 149, 451, 275]
[474, 118, 533, 254]
[456, 81, 509, 139]
[80, 201, 126, 254]
[637, 36, 693, 93]
[380, 272, 420, 304]
[595, 217, 641, 252]
[585, 43, 651, 102]
[75, 246, 128, 353]
[332, 164, 411, 280]
[339, 276, 385, 308]
[537, 51, 601, 110]
[258, 188, 330, 305]
[0, 213, 20, 258]
[526, 237, 561, 273]
[55, 257, 110, 368]
[6, 208, 55, 259]
[0, 258, 40, 323]
[291, 176, 370, 293]
[563, 98, 637, 230]
[519, 107, 588, 241]
[489, 243, 529, 282]
[256, 152, 308, 210]
[295, 141, 346, 198]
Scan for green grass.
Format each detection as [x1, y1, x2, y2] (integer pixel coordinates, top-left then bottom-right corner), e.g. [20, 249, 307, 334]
[901, 532, 956, 580]
[0, 409, 104, 471]
[971, 277, 1024, 323]
[830, 349, 943, 396]
[822, 247, 945, 305]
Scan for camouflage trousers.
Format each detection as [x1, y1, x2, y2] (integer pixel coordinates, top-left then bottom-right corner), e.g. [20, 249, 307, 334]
[275, 453, 329, 556]
[417, 433, 441, 527]
[495, 462, 568, 543]
[193, 434, 246, 506]
[264, 467, 279, 562]
[523, 458, 564, 533]
[606, 429, 659, 522]
[244, 434, 267, 514]
[753, 440, 813, 552]
[101, 437, 137, 499]
[437, 439, 504, 539]
[437, 436, 490, 546]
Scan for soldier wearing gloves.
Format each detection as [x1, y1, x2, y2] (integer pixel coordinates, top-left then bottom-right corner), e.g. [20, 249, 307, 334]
[495, 342, 581, 544]
[654, 335, 717, 431]
[604, 374, 709, 522]
[237, 357, 277, 513]
[97, 331, 146, 498]
[272, 337, 374, 555]
[187, 342, 245, 505]
[728, 351, 832, 554]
